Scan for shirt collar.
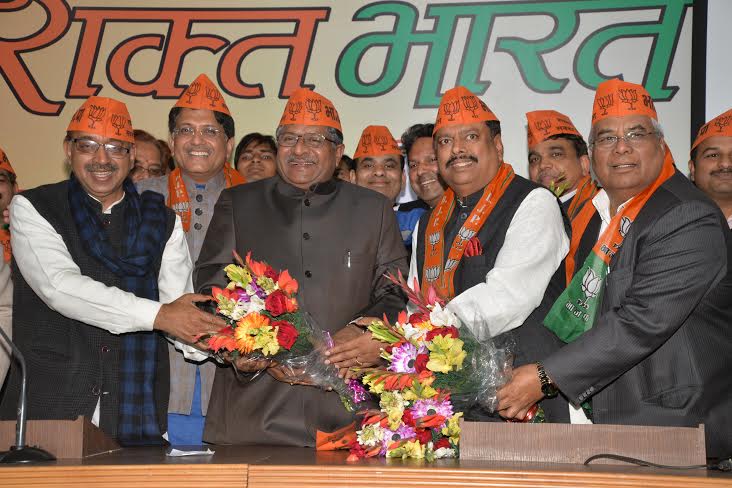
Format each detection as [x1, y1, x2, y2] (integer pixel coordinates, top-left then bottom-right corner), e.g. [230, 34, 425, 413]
[559, 188, 577, 204]
[88, 193, 126, 215]
[592, 189, 634, 226]
[727, 214, 732, 230]
[181, 170, 226, 193]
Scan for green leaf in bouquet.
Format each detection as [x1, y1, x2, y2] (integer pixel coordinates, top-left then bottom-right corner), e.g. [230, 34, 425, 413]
[224, 264, 252, 288]
[368, 320, 403, 344]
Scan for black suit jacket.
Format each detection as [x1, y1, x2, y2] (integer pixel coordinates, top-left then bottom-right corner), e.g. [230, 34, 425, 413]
[194, 176, 408, 446]
[543, 172, 732, 457]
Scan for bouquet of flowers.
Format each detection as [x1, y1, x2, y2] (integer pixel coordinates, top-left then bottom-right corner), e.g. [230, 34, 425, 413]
[346, 272, 542, 461]
[199, 251, 358, 407]
[201, 251, 313, 361]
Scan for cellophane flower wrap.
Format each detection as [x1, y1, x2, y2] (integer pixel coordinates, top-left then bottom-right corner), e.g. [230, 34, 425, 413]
[346, 271, 543, 462]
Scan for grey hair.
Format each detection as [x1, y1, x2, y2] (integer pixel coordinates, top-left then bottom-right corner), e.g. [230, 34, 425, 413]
[275, 126, 344, 146]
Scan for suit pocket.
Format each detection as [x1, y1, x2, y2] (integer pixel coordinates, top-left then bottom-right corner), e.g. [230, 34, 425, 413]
[460, 255, 491, 289]
[602, 267, 633, 309]
[642, 385, 702, 410]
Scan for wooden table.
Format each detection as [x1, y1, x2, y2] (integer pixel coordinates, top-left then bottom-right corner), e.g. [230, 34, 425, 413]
[0, 446, 729, 487]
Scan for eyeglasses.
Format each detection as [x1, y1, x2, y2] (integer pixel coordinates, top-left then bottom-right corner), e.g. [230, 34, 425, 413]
[277, 132, 336, 148]
[172, 126, 223, 139]
[131, 165, 164, 177]
[591, 130, 658, 150]
[71, 138, 130, 158]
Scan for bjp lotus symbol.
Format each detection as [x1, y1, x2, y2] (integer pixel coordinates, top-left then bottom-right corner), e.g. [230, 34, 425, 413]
[579, 268, 602, 309]
[619, 216, 632, 238]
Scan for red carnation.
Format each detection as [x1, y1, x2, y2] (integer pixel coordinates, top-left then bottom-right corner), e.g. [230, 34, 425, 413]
[273, 320, 299, 349]
[415, 429, 431, 445]
[434, 437, 451, 450]
[265, 290, 289, 316]
[414, 353, 429, 373]
[401, 409, 416, 427]
[426, 326, 459, 341]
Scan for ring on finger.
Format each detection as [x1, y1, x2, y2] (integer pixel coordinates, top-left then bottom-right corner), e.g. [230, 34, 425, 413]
[354, 358, 364, 366]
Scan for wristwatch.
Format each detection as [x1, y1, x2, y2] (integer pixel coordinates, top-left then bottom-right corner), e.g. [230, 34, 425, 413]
[536, 362, 558, 398]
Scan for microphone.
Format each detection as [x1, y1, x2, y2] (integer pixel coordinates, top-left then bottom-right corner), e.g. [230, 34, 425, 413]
[0, 325, 55, 463]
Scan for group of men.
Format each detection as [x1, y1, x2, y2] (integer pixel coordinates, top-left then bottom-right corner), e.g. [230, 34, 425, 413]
[0, 71, 729, 458]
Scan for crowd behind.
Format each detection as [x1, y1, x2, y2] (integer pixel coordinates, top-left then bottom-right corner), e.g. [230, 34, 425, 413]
[0, 72, 729, 458]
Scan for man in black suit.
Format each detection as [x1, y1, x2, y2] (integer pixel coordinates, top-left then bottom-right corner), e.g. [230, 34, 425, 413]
[497, 79, 732, 457]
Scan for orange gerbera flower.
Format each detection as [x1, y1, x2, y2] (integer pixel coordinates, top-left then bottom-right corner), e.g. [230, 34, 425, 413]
[235, 331, 256, 354]
[238, 312, 270, 330]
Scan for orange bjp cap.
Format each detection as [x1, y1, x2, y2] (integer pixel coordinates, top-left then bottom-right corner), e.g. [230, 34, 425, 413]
[526, 110, 582, 148]
[66, 96, 134, 144]
[174, 73, 231, 116]
[353, 125, 401, 159]
[591, 78, 657, 124]
[691, 108, 732, 152]
[278, 88, 342, 132]
[0, 147, 16, 176]
[433, 86, 498, 134]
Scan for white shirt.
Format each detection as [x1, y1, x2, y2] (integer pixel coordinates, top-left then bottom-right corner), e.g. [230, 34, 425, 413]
[408, 187, 569, 340]
[10, 194, 193, 334]
[727, 214, 732, 230]
[559, 188, 577, 204]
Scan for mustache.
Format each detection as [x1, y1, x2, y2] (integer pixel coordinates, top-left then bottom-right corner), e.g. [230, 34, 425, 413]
[84, 163, 118, 172]
[711, 168, 732, 175]
[446, 154, 477, 167]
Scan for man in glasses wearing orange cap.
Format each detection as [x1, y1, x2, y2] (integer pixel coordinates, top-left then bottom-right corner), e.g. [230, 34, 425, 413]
[136, 73, 245, 446]
[0, 147, 17, 387]
[689, 109, 732, 229]
[498, 79, 732, 458]
[526, 110, 597, 221]
[350, 125, 424, 250]
[195, 87, 408, 447]
[410, 86, 570, 422]
[0, 96, 222, 446]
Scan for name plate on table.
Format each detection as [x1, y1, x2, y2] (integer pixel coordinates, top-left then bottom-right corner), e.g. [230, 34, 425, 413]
[459, 420, 706, 465]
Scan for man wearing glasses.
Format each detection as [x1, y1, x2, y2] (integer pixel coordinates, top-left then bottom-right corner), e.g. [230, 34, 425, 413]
[497, 79, 732, 458]
[136, 73, 245, 446]
[130, 129, 168, 183]
[194, 87, 408, 446]
[0, 96, 221, 445]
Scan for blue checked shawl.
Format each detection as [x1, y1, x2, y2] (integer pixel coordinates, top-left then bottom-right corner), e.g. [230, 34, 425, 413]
[68, 175, 168, 446]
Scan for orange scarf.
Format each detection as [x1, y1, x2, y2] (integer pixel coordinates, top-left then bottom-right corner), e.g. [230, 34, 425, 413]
[563, 148, 675, 286]
[422, 163, 515, 299]
[565, 175, 599, 222]
[166, 166, 245, 232]
[0, 228, 10, 262]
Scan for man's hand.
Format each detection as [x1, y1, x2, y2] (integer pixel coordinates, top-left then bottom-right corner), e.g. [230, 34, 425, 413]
[325, 318, 384, 378]
[496, 363, 545, 420]
[267, 364, 317, 386]
[153, 293, 225, 343]
[232, 356, 272, 373]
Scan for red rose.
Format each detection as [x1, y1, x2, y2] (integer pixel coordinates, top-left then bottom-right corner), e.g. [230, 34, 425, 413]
[434, 437, 451, 450]
[264, 266, 279, 281]
[415, 429, 431, 445]
[273, 320, 299, 349]
[401, 409, 416, 427]
[426, 326, 459, 341]
[414, 353, 429, 373]
[265, 290, 289, 316]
